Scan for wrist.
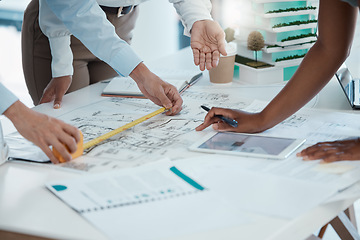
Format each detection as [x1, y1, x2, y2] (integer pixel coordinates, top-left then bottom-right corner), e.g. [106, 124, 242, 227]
[3, 101, 28, 124]
[129, 63, 152, 84]
[257, 109, 277, 132]
[191, 20, 207, 33]
[53, 75, 72, 81]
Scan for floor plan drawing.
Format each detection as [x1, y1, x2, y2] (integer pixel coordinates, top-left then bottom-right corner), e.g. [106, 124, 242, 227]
[53, 92, 253, 172]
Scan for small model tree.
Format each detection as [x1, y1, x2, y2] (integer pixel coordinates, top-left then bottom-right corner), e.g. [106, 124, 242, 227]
[224, 27, 235, 43]
[247, 31, 265, 63]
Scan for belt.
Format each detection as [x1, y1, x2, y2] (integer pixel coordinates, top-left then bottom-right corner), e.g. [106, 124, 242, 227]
[100, 5, 136, 17]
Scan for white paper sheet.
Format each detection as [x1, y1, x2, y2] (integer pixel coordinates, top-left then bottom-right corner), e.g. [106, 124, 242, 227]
[174, 156, 346, 219]
[46, 159, 250, 240]
[84, 191, 248, 240]
[102, 76, 187, 96]
[244, 100, 360, 145]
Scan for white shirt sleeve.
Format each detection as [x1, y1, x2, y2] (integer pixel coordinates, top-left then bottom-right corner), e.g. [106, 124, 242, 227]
[44, 0, 142, 77]
[169, 0, 213, 36]
[0, 83, 18, 115]
[39, 0, 74, 78]
[0, 121, 9, 165]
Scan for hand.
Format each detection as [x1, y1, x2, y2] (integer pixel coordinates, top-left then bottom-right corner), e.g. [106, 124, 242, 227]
[130, 63, 183, 115]
[4, 101, 80, 164]
[190, 20, 227, 71]
[39, 75, 72, 109]
[297, 138, 360, 163]
[196, 107, 265, 133]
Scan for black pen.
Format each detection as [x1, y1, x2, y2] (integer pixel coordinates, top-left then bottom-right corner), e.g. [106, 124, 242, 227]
[201, 105, 238, 128]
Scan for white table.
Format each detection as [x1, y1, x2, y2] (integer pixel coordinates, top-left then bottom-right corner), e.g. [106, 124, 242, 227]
[0, 47, 358, 240]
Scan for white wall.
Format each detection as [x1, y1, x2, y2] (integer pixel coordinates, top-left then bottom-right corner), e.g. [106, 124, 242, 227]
[347, 18, 360, 77]
[131, 0, 179, 64]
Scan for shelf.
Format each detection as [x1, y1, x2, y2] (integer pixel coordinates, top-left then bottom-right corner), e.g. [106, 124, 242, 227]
[263, 42, 315, 53]
[259, 9, 318, 18]
[266, 36, 317, 47]
[274, 58, 304, 67]
[237, 22, 318, 33]
[271, 22, 318, 32]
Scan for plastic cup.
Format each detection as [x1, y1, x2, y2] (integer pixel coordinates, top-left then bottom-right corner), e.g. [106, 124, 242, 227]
[209, 42, 237, 84]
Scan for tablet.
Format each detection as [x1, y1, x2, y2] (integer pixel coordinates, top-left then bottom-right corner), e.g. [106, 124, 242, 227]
[189, 132, 306, 159]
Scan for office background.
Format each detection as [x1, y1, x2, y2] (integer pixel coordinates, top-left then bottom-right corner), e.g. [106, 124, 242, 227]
[1, 1, 360, 238]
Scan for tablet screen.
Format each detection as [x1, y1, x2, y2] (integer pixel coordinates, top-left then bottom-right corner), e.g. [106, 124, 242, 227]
[198, 132, 297, 156]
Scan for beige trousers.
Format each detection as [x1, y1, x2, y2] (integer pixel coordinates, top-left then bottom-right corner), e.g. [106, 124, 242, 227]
[21, 0, 139, 105]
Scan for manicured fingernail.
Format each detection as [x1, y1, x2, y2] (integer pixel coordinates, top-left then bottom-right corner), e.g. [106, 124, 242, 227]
[54, 103, 60, 109]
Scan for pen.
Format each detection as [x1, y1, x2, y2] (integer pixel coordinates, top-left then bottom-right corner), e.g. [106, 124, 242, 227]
[200, 105, 238, 128]
[179, 73, 203, 94]
[188, 72, 203, 86]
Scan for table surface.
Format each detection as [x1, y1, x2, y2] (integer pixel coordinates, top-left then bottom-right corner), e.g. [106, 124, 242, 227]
[0, 47, 358, 240]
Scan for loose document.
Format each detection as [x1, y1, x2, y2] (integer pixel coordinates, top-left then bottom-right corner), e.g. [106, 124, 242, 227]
[46, 159, 249, 240]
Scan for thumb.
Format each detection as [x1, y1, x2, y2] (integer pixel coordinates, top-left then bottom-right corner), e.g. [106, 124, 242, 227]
[53, 91, 65, 109]
[156, 88, 173, 109]
[39, 91, 54, 104]
[218, 39, 227, 57]
[215, 30, 227, 57]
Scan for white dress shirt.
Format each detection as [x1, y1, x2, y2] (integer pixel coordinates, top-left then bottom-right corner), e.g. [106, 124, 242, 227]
[39, 0, 212, 78]
[0, 83, 18, 115]
[0, 121, 9, 165]
[0, 83, 17, 164]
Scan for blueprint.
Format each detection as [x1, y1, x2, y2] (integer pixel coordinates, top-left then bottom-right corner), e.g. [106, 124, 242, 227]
[244, 100, 360, 145]
[55, 90, 253, 172]
[8, 85, 360, 173]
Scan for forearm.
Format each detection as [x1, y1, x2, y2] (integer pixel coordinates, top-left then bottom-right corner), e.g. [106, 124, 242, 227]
[129, 62, 151, 85]
[48, 36, 73, 78]
[257, 0, 357, 131]
[44, 0, 141, 77]
[3, 101, 29, 125]
[39, 0, 73, 78]
[259, 42, 349, 131]
[0, 84, 18, 115]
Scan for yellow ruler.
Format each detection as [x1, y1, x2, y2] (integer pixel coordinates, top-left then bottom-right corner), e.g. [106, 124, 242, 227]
[53, 107, 167, 162]
[83, 107, 167, 149]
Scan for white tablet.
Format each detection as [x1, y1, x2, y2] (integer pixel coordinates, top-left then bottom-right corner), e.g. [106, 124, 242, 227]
[189, 132, 306, 159]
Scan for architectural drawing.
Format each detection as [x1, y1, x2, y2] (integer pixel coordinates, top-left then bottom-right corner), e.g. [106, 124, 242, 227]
[244, 100, 360, 145]
[55, 91, 253, 172]
[8, 84, 360, 173]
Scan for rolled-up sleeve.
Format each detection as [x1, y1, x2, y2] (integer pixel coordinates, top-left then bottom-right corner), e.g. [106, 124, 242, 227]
[39, 0, 73, 78]
[169, 0, 213, 36]
[44, 0, 142, 77]
[0, 83, 18, 115]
